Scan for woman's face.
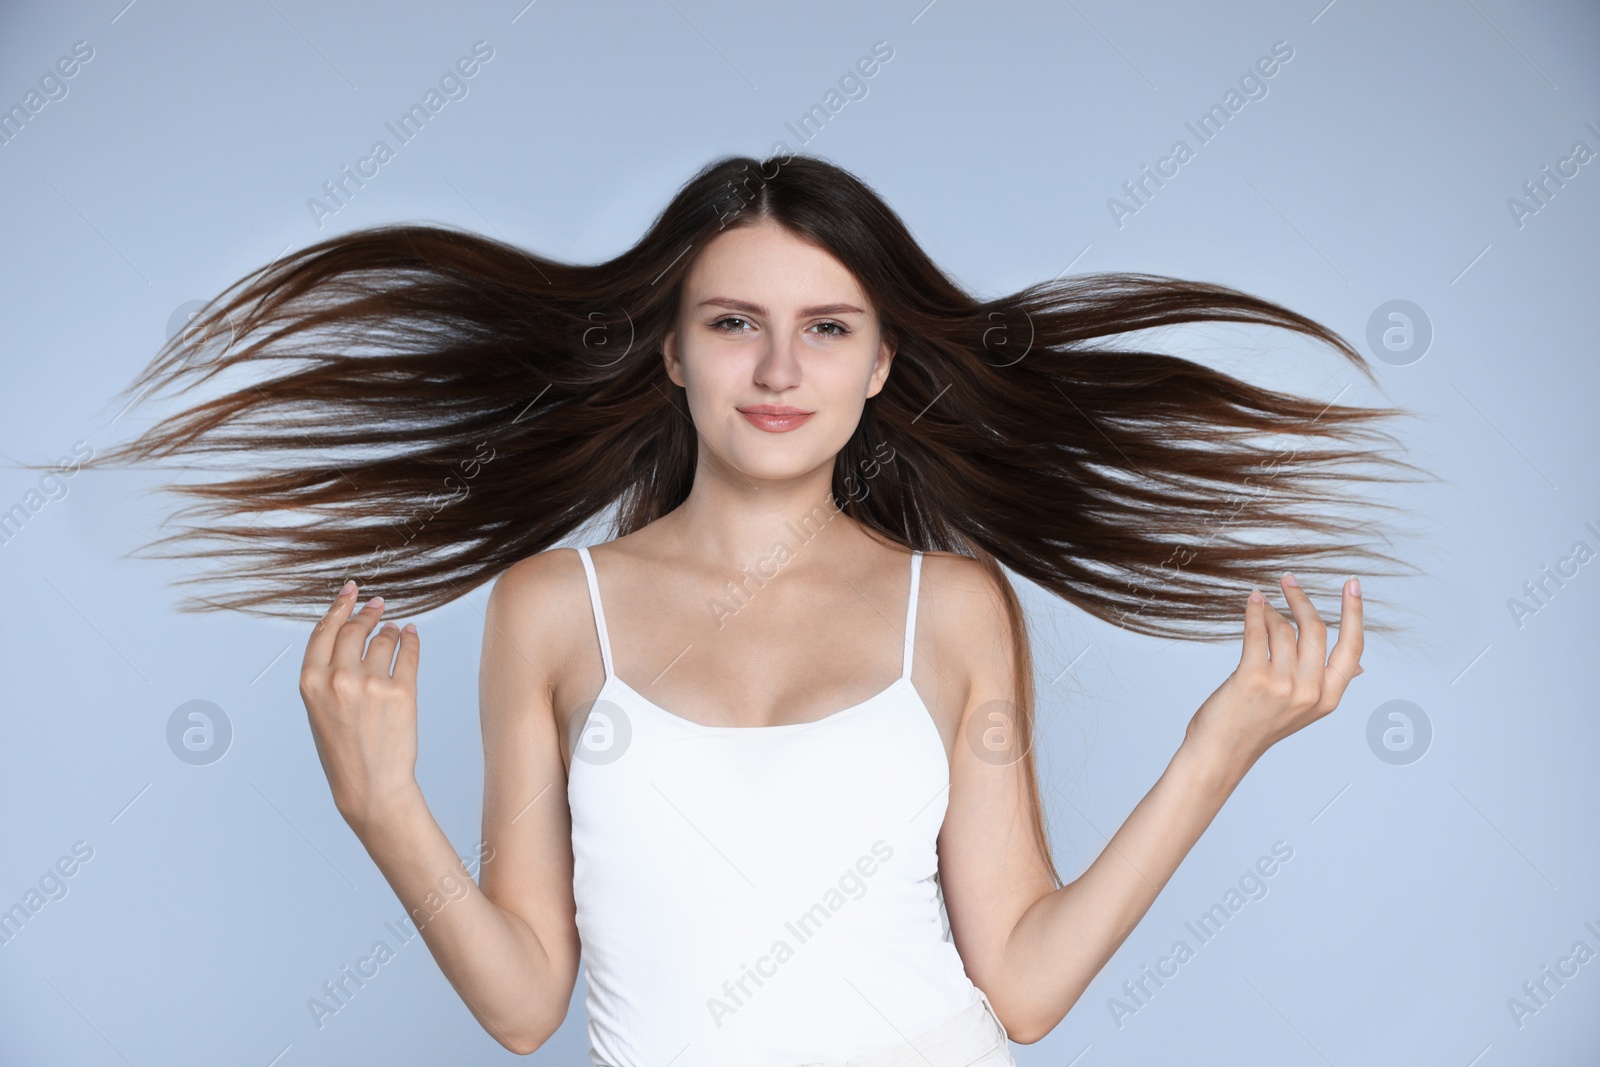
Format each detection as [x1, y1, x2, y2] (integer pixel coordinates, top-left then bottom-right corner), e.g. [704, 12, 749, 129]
[662, 218, 894, 483]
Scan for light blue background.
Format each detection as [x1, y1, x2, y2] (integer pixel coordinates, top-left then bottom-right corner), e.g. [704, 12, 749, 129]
[2, 1, 1597, 1064]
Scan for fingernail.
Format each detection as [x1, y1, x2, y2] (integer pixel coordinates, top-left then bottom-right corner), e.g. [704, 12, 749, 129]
[340, 580, 356, 596]
[366, 596, 383, 610]
[1249, 589, 1264, 603]
[403, 623, 417, 634]
[1348, 577, 1361, 598]
[1283, 572, 1299, 588]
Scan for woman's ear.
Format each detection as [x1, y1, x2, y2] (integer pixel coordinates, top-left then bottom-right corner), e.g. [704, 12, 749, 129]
[866, 338, 895, 398]
[662, 329, 685, 387]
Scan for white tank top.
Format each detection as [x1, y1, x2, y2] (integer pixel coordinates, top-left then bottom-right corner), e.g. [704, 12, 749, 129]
[567, 546, 983, 1066]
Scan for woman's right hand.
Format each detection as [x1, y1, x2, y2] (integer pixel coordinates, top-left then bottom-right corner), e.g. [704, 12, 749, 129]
[298, 581, 423, 835]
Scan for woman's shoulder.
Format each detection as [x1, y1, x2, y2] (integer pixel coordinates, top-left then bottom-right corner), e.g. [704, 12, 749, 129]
[492, 543, 590, 599]
[917, 549, 1019, 643]
[483, 545, 598, 665]
[918, 548, 1009, 599]
[487, 532, 663, 630]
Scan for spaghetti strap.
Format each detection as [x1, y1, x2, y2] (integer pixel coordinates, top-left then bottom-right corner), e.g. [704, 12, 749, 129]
[575, 546, 615, 678]
[902, 551, 922, 680]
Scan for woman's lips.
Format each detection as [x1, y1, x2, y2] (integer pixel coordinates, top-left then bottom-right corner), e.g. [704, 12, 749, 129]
[738, 407, 814, 433]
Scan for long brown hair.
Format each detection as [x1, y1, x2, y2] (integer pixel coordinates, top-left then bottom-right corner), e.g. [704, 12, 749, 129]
[70, 152, 1430, 889]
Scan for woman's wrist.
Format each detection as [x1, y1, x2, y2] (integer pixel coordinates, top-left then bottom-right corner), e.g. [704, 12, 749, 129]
[345, 780, 431, 845]
[1173, 725, 1259, 804]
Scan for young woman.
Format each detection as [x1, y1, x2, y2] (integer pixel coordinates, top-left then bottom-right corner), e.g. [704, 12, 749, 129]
[93, 154, 1422, 1064]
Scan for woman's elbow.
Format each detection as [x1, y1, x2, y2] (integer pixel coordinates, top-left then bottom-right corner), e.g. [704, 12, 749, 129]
[489, 1002, 567, 1056]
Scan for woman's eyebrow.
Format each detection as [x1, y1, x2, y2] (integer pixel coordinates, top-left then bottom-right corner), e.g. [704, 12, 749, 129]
[698, 297, 866, 317]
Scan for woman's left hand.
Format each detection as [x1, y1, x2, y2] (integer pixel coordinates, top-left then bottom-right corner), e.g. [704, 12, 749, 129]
[1184, 573, 1365, 773]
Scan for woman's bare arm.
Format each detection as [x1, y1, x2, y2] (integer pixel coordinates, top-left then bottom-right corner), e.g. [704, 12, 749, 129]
[935, 565, 1364, 1043]
[298, 550, 582, 1053]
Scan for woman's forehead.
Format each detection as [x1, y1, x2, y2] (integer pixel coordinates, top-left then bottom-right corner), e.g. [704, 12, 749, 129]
[684, 222, 869, 311]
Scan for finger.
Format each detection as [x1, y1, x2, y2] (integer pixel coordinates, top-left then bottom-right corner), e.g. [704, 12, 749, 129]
[365, 621, 403, 672]
[393, 624, 421, 686]
[1279, 572, 1329, 681]
[1239, 589, 1270, 674]
[1258, 590, 1297, 672]
[1324, 577, 1365, 695]
[332, 595, 387, 666]
[303, 580, 360, 672]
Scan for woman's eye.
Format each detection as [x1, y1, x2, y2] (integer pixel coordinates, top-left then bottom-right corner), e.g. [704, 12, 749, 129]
[708, 317, 850, 337]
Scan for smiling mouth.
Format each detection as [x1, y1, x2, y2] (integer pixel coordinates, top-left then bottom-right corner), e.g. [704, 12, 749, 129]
[738, 406, 814, 432]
